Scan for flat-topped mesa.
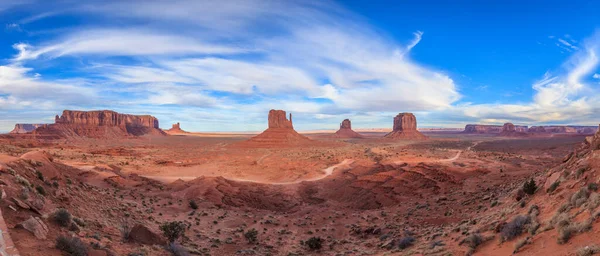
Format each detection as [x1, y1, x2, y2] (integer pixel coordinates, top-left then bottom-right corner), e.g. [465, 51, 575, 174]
[334, 119, 363, 138]
[56, 110, 159, 129]
[33, 110, 165, 139]
[384, 113, 427, 140]
[499, 122, 529, 137]
[528, 126, 547, 133]
[172, 123, 181, 130]
[268, 110, 293, 129]
[10, 124, 46, 134]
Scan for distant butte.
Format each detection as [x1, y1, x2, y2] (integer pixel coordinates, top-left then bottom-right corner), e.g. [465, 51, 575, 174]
[239, 109, 312, 147]
[334, 119, 363, 138]
[384, 113, 427, 140]
[165, 122, 188, 134]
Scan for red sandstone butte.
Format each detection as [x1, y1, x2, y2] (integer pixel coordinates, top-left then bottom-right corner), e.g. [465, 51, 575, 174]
[241, 109, 311, 147]
[499, 122, 528, 137]
[334, 119, 363, 138]
[9, 124, 46, 134]
[165, 122, 188, 134]
[32, 110, 165, 139]
[384, 113, 427, 140]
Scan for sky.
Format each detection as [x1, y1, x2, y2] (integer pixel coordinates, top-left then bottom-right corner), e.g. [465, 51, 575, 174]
[1, 0, 600, 132]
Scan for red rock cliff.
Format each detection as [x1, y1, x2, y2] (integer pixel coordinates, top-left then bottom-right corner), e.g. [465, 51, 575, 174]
[56, 110, 159, 129]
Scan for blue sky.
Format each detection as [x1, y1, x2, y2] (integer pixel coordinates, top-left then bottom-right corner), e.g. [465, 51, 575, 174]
[1, 0, 600, 132]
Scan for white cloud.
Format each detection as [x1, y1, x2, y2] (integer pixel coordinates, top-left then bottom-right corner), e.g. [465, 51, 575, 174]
[12, 29, 247, 61]
[593, 73, 600, 79]
[558, 38, 579, 50]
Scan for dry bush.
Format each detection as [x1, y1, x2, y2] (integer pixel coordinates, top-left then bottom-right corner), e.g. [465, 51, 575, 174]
[513, 237, 530, 253]
[577, 244, 600, 256]
[501, 215, 530, 241]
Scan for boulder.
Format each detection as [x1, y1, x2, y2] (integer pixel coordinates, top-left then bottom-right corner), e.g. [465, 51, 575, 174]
[129, 224, 166, 245]
[16, 216, 49, 239]
[384, 113, 427, 140]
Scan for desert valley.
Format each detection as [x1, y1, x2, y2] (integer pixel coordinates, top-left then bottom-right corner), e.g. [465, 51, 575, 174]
[0, 109, 599, 256]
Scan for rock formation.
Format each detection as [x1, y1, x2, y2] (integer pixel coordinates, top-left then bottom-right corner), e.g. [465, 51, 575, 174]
[384, 113, 427, 139]
[528, 126, 547, 133]
[165, 122, 188, 134]
[585, 125, 600, 150]
[463, 124, 528, 134]
[499, 123, 528, 137]
[241, 109, 311, 147]
[16, 216, 48, 240]
[9, 124, 46, 134]
[32, 110, 165, 139]
[334, 119, 363, 138]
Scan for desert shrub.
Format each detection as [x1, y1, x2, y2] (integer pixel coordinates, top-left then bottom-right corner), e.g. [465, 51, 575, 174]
[398, 236, 415, 249]
[15, 175, 31, 187]
[571, 187, 590, 208]
[576, 168, 588, 178]
[589, 193, 600, 211]
[55, 235, 88, 256]
[188, 200, 198, 210]
[460, 233, 487, 256]
[523, 178, 537, 195]
[167, 243, 189, 256]
[547, 181, 560, 193]
[54, 208, 72, 227]
[244, 228, 258, 244]
[119, 217, 132, 241]
[577, 244, 600, 256]
[73, 217, 86, 227]
[35, 185, 46, 196]
[501, 215, 530, 241]
[528, 205, 540, 216]
[36, 170, 45, 181]
[306, 237, 323, 250]
[558, 218, 593, 244]
[160, 221, 186, 243]
[589, 183, 599, 192]
[513, 237, 530, 253]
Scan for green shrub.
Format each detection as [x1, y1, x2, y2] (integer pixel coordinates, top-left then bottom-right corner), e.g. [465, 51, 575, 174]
[523, 178, 537, 195]
[188, 200, 198, 210]
[244, 228, 258, 244]
[547, 181, 560, 193]
[35, 185, 46, 196]
[306, 237, 323, 250]
[160, 221, 186, 243]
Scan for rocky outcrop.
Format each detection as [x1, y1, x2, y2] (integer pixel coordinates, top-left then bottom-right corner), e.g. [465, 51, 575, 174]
[16, 216, 48, 240]
[9, 124, 46, 134]
[384, 113, 427, 140]
[32, 110, 165, 139]
[334, 119, 363, 138]
[165, 122, 188, 135]
[129, 224, 166, 245]
[240, 109, 311, 147]
[585, 125, 600, 150]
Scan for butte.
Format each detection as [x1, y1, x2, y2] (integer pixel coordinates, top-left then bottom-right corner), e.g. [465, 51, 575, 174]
[384, 113, 427, 140]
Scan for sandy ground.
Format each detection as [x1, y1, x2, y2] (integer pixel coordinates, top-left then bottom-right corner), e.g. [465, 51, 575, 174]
[0, 131, 593, 255]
